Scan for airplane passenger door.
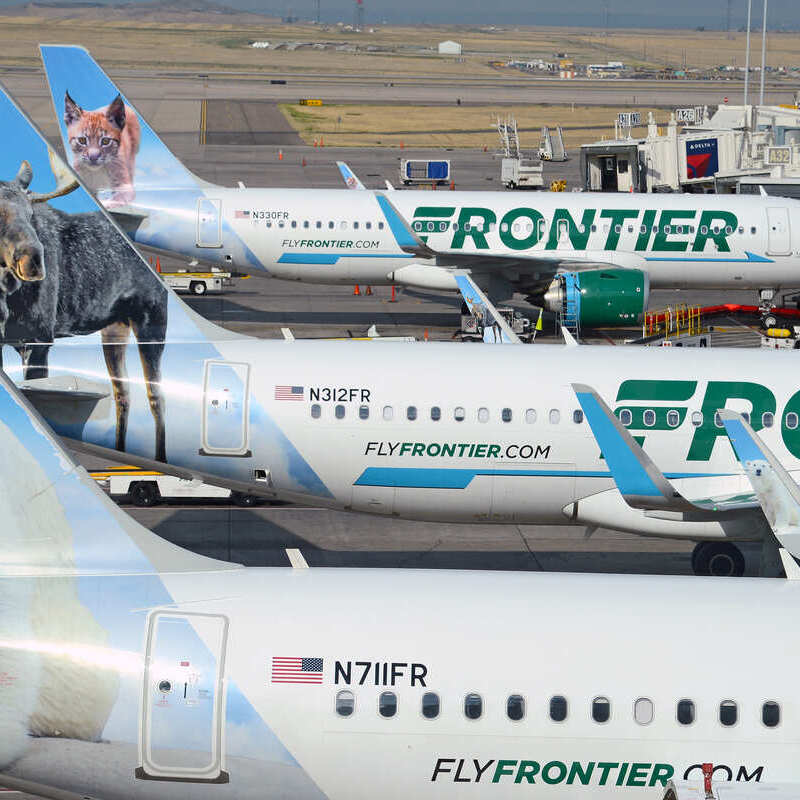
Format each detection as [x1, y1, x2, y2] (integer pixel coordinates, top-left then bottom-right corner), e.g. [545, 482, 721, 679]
[138, 611, 229, 784]
[200, 360, 252, 457]
[197, 198, 223, 248]
[766, 207, 791, 255]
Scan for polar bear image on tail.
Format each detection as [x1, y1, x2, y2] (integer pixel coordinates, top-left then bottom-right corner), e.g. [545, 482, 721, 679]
[0, 414, 119, 763]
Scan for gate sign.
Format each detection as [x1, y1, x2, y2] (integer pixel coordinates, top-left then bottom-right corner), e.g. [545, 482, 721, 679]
[686, 137, 719, 180]
[617, 112, 641, 127]
[676, 107, 696, 123]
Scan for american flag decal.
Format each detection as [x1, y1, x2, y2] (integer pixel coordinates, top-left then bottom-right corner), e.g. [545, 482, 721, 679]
[234, 209, 250, 219]
[271, 656, 324, 684]
[275, 385, 304, 401]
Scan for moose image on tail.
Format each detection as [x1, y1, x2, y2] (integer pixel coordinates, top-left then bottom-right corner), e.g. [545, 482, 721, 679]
[0, 155, 168, 462]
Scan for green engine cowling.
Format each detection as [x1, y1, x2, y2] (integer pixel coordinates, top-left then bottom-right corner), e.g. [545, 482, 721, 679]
[542, 268, 650, 327]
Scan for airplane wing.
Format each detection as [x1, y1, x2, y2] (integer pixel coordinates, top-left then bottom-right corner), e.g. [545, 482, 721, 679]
[336, 161, 366, 189]
[453, 272, 522, 344]
[720, 409, 800, 556]
[374, 192, 643, 294]
[573, 383, 759, 515]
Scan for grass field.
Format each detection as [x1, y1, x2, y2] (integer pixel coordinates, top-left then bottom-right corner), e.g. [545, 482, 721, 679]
[0, 12, 797, 75]
[279, 102, 667, 148]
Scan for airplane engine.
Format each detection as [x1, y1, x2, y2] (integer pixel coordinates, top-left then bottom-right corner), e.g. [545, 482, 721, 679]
[542, 268, 650, 328]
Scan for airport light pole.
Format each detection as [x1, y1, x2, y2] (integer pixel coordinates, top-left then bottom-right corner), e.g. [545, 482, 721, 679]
[759, 0, 768, 105]
[743, 0, 752, 105]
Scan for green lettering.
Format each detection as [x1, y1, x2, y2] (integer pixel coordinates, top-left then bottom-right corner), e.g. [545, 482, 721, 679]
[399, 442, 412, 455]
[474, 443, 487, 457]
[441, 443, 456, 457]
[596, 763, 618, 786]
[499, 208, 544, 250]
[515, 761, 540, 784]
[635, 209, 657, 251]
[567, 762, 595, 785]
[692, 210, 738, 252]
[616, 763, 629, 787]
[653, 210, 696, 252]
[426, 443, 441, 457]
[688, 381, 776, 461]
[545, 208, 595, 250]
[782, 390, 800, 457]
[451, 207, 496, 250]
[626, 764, 650, 787]
[411, 443, 425, 456]
[487, 444, 501, 458]
[492, 760, 518, 783]
[457, 443, 470, 457]
[617, 379, 697, 402]
[649, 764, 675, 787]
[599, 209, 638, 249]
[542, 761, 567, 785]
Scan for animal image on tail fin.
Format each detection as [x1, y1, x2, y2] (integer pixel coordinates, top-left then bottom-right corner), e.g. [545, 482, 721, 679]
[64, 91, 140, 204]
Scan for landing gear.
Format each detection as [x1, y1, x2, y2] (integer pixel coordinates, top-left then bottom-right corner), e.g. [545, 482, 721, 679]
[691, 541, 746, 577]
[758, 288, 778, 329]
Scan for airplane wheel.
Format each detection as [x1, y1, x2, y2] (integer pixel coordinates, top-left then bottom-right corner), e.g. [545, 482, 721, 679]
[692, 542, 745, 577]
[762, 314, 778, 329]
[231, 491, 259, 507]
[190, 281, 207, 296]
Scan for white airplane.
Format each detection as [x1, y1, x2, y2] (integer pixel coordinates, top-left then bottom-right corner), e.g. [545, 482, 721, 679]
[2, 81, 800, 577]
[3, 347, 800, 800]
[39, 45, 800, 328]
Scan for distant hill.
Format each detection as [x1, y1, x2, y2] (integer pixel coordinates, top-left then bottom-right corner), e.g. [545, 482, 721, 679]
[0, 0, 280, 23]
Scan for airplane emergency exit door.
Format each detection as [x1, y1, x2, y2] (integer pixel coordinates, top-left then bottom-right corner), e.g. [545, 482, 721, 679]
[138, 611, 229, 783]
[766, 207, 791, 255]
[200, 360, 252, 457]
[197, 198, 223, 248]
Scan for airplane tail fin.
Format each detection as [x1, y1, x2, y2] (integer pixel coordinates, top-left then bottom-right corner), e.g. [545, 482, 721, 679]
[720, 409, 800, 557]
[40, 44, 203, 199]
[0, 366, 233, 576]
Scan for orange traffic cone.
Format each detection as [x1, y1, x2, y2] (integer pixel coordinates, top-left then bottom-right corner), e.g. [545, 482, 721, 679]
[450, 180, 455, 190]
[424, 328, 429, 341]
[389, 285, 397, 303]
[353, 285, 361, 296]
[155, 257, 161, 273]
[278, 149, 283, 161]
[365, 285, 372, 296]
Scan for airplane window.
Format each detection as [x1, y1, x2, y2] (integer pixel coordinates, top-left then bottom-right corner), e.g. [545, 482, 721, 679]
[422, 692, 440, 719]
[725, 226, 733, 235]
[675, 226, 683, 235]
[316, 221, 322, 229]
[691, 411, 703, 427]
[738, 226, 744, 234]
[677, 699, 695, 725]
[525, 409, 537, 424]
[501, 223, 509, 232]
[579, 225, 587, 234]
[507, 695, 525, 721]
[603, 225, 610, 234]
[359, 405, 369, 420]
[590, 224, 597, 233]
[464, 223, 472, 232]
[689, 226, 695, 234]
[643, 409, 656, 427]
[549, 409, 560, 425]
[311, 404, 321, 419]
[454, 407, 466, 422]
[713, 412, 722, 428]
[550, 695, 568, 722]
[336, 690, 355, 717]
[335, 404, 345, 419]
[763, 411, 774, 428]
[353, 221, 359, 229]
[303, 220, 310, 228]
[667, 410, 680, 427]
[452, 223, 460, 231]
[651, 225, 658, 233]
[741, 411, 750, 424]
[787, 412, 799, 430]
[615, 224, 621, 234]
[328, 221, 335, 229]
[478, 407, 489, 423]
[663, 225, 671, 234]
[378, 222, 385, 230]
[719, 700, 737, 727]
[413, 221, 422, 231]
[619, 409, 632, 426]
[762, 701, 780, 728]
[712, 226, 720, 235]
[278, 220, 285, 228]
[427, 222, 435, 232]
[640, 225, 647, 234]
[431, 406, 442, 421]
[627, 225, 634, 233]
[291, 220, 297, 228]
[366, 221, 372, 230]
[407, 406, 418, 421]
[464, 693, 483, 720]
[634, 698, 654, 725]
[573, 409, 584, 424]
[266, 221, 272, 228]
[379, 691, 397, 718]
[751, 226, 757, 235]
[502, 408, 512, 423]
[592, 697, 611, 723]
[383, 406, 394, 421]
[513, 223, 521, 233]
